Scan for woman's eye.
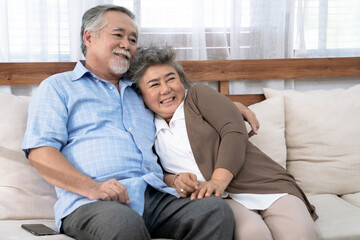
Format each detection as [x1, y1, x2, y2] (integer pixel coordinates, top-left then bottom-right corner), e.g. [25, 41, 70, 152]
[150, 83, 159, 87]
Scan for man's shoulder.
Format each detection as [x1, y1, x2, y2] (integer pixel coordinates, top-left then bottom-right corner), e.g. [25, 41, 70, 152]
[39, 70, 74, 89]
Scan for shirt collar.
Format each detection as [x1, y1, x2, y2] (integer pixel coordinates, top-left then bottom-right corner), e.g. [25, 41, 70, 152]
[71, 60, 90, 81]
[71, 60, 134, 87]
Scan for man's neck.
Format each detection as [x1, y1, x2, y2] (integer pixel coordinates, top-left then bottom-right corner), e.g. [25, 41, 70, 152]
[84, 61, 122, 93]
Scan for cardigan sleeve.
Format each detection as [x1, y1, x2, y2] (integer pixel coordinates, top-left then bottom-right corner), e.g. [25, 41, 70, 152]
[187, 84, 248, 177]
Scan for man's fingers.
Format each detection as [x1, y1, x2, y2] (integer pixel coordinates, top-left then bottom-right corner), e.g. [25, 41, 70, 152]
[99, 179, 130, 204]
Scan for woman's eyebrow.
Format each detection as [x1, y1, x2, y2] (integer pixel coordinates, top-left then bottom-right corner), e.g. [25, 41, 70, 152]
[147, 78, 160, 85]
[165, 72, 176, 77]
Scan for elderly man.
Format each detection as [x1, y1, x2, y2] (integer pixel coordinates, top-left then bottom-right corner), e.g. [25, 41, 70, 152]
[23, 4, 257, 240]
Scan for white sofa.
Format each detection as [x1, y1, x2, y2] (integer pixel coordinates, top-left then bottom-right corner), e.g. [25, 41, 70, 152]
[1, 84, 360, 240]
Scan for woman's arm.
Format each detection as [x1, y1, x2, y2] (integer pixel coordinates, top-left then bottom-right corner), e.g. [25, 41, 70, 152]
[185, 84, 249, 198]
[187, 84, 249, 177]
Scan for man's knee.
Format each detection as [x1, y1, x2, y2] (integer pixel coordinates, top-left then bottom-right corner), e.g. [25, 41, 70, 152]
[196, 197, 235, 230]
[63, 201, 150, 240]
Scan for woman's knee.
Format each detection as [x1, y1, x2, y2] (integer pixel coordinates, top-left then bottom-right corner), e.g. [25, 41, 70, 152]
[225, 199, 272, 240]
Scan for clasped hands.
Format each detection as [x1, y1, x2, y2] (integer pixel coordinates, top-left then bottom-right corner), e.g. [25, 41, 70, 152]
[172, 173, 227, 200]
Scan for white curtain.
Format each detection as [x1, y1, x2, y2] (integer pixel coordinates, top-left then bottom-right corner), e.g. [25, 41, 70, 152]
[1, 0, 360, 95]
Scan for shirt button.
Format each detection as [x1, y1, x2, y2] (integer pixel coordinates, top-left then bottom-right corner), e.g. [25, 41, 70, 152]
[96, 79, 99, 82]
[128, 127, 132, 131]
[109, 86, 114, 90]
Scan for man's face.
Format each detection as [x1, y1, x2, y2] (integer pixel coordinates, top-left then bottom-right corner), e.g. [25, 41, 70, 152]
[86, 11, 138, 77]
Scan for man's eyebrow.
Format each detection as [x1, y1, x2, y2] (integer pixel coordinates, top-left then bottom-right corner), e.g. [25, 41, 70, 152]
[112, 27, 125, 32]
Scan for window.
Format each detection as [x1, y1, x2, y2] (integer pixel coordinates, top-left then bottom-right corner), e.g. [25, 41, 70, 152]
[7, 0, 70, 61]
[294, 0, 360, 57]
[3, 0, 360, 62]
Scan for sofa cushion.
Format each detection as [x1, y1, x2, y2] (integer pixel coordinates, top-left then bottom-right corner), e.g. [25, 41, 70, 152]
[341, 192, 360, 208]
[263, 84, 360, 195]
[307, 194, 360, 240]
[0, 92, 57, 220]
[245, 96, 286, 168]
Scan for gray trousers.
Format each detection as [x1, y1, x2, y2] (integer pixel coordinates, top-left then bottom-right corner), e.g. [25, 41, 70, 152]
[61, 186, 234, 240]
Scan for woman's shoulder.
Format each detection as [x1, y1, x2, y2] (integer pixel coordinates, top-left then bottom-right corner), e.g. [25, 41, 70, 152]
[188, 83, 217, 97]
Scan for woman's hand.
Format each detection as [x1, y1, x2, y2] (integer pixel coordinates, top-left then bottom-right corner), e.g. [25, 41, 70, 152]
[190, 168, 233, 200]
[233, 102, 260, 137]
[173, 173, 199, 198]
[190, 179, 226, 200]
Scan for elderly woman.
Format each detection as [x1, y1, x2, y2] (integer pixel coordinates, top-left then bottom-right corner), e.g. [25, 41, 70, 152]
[128, 46, 321, 240]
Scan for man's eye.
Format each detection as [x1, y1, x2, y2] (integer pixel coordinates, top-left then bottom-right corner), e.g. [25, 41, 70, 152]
[130, 38, 137, 44]
[167, 78, 175, 82]
[114, 34, 122, 38]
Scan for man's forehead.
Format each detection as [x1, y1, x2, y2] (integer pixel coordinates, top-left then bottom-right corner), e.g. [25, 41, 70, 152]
[105, 11, 137, 35]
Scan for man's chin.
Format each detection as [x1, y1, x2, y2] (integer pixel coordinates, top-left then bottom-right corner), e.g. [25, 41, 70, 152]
[110, 61, 130, 75]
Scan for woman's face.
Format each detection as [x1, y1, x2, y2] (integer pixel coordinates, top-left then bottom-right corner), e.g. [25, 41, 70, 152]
[139, 64, 185, 123]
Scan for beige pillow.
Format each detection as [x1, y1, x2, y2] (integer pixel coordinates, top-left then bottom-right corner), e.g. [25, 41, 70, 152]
[264, 84, 360, 195]
[0, 92, 57, 220]
[245, 96, 286, 168]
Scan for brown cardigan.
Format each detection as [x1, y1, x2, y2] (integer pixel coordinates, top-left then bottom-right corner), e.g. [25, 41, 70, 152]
[184, 84, 318, 221]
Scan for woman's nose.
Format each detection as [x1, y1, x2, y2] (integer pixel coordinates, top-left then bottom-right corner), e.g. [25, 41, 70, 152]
[160, 83, 171, 94]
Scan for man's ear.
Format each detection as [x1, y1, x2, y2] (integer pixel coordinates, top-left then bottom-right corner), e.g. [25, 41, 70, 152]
[83, 30, 93, 47]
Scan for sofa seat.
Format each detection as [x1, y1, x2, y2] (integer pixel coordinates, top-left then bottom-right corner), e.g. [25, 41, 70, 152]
[0, 219, 73, 240]
[309, 194, 360, 240]
[0, 220, 171, 240]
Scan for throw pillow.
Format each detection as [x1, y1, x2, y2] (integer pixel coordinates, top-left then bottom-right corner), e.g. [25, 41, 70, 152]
[244, 96, 286, 168]
[264, 84, 360, 195]
[0, 92, 57, 220]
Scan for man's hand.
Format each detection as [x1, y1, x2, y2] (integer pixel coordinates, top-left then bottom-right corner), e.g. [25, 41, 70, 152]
[233, 102, 260, 137]
[88, 179, 130, 204]
[173, 173, 199, 198]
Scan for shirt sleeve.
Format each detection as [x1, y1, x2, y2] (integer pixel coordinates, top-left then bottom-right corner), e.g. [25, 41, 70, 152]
[22, 78, 68, 157]
[187, 84, 248, 176]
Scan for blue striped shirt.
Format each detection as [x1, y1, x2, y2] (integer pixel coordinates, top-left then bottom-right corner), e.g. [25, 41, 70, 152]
[22, 61, 178, 230]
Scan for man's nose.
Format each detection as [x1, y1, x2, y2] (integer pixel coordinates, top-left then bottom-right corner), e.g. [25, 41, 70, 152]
[119, 39, 130, 50]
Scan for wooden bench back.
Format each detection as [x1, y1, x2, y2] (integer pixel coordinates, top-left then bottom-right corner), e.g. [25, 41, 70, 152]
[1, 57, 360, 106]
